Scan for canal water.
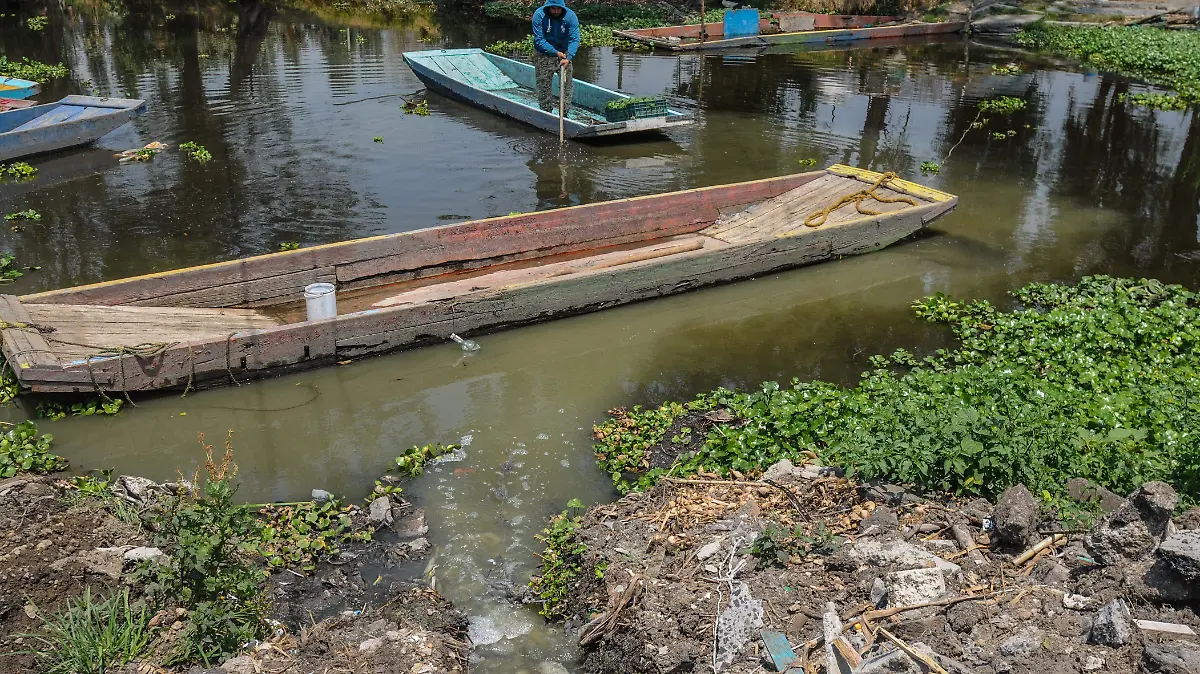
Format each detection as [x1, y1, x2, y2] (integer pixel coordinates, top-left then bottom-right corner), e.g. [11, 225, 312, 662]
[2, 2, 1199, 671]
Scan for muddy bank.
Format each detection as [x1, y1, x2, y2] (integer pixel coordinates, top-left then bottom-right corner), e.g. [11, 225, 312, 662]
[535, 461, 1200, 674]
[0, 472, 468, 673]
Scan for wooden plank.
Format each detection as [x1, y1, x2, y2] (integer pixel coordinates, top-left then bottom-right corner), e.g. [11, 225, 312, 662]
[10, 106, 83, 133]
[22, 173, 821, 307]
[131, 267, 337, 308]
[0, 295, 62, 372]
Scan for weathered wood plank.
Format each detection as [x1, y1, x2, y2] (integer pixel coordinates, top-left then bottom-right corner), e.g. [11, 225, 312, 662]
[0, 295, 62, 371]
[129, 268, 337, 309]
[21, 173, 822, 307]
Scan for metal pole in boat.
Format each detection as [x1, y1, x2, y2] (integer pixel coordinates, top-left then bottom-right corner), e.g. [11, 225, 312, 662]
[559, 62, 567, 144]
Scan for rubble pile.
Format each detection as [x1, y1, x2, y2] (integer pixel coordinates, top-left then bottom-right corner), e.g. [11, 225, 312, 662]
[543, 462, 1200, 674]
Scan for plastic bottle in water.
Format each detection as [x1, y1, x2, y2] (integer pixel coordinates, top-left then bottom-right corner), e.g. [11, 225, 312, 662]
[450, 333, 480, 352]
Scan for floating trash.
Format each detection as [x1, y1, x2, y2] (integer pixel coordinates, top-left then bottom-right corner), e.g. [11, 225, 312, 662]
[450, 333, 480, 351]
[118, 141, 169, 163]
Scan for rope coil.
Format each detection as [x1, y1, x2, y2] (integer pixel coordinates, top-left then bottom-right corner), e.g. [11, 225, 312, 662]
[803, 171, 919, 228]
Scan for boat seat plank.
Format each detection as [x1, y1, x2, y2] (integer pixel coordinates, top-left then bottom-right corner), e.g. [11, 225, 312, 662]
[22, 304, 283, 365]
[0, 295, 62, 371]
[430, 55, 515, 91]
[704, 175, 924, 244]
[10, 105, 84, 133]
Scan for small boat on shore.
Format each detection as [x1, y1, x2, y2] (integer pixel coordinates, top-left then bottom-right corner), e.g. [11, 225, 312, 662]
[0, 98, 35, 112]
[614, 11, 964, 50]
[0, 77, 39, 101]
[0, 165, 956, 395]
[0, 95, 146, 162]
[403, 48, 693, 139]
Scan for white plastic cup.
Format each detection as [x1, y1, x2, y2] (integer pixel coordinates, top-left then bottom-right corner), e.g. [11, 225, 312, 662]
[304, 282, 337, 321]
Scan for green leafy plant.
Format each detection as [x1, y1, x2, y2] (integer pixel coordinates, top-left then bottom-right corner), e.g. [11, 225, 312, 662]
[0, 366, 19, 403]
[279, 242, 300, 251]
[797, 158, 818, 167]
[1, 161, 38, 180]
[27, 15, 49, 31]
[0, 56, 67, 82]
[1015, 23, 1200, 108]
[5, 209, 40, 221]
[37, 398, 124, 420]
[20, 587, 153, 674]
[179, 141, 212, 163]
[529, 510, 587, 618]
[373, 136, 384, 143]
[750, 523, 791, 567]
[1119, 92, 1188, 111]
[250, 497, 371, 572]
[604, 95, 662, 111]
[402, 99, 430, 116]
[920, 161, 940, 175]
[392, 443, 457, 477]
[0, 421, 62, 478]
[0, 251, 35, 284]
[991, 63, 1021, 76]
[136, 434, 267, 665]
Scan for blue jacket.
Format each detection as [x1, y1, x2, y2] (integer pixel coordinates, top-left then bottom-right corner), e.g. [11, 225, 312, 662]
[532, 0, 580, 59]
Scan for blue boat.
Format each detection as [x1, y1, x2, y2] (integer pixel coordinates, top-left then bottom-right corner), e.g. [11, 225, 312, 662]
[402, 48, 693, 139]
[0, 77, 39, 101]
[0, 95, 146, 162]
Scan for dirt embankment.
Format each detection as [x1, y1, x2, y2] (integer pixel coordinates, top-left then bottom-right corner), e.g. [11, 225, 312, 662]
[538, 460, 1200, 674]
[0, 474, 469, 674]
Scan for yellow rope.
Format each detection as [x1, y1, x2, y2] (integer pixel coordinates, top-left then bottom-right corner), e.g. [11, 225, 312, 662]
[803, 171, 919, 228]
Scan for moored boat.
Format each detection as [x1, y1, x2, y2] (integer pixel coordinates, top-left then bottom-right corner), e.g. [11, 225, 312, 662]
[0, 77, 39, 101]
[614, 11, 964, 50]
[0, 95, 146, 162]
[0, 165, 957, 395]
[0, 98, 35, 112]
[402, 48, 693, 139]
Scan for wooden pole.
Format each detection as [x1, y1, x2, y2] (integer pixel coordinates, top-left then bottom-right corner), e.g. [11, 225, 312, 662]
[700, 0, 708, 42]
[559, 62, 566, 144]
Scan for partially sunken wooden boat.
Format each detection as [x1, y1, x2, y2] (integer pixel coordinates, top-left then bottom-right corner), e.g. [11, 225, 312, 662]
[0, 166, 956, 395]
[403, 48, 693, 139]
[615, 13, 964, 50]
[0, 77, 39, 101]
[0, 95, 146, 162]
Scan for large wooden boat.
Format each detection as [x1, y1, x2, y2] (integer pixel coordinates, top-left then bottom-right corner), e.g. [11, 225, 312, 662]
[614, 13, 964, 51]
[0, 166, 957, 395]
[403, 48, 693, 139]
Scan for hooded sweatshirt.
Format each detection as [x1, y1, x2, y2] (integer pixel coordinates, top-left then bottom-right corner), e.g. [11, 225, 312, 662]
[531, 0, 580, 59]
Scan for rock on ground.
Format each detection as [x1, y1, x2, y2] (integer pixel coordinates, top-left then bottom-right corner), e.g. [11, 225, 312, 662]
[884, 567, 946, 607]
[1141, 640, 1200, 674]
[1086, 482, 1178, 565]
[1158, 531, 1200, 581]
[1089, 599, 1133, 647]
[992, 484, 1039, 548]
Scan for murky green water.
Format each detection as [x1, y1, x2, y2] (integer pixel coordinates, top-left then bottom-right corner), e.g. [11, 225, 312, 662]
[2, 1, 1200, 670]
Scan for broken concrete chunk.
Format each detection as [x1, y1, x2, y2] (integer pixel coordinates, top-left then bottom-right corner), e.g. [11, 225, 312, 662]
[1089, 599, 1133, 647]
[855, 648, 921, 674]
[845, 539, 960, 574]
[1086, 482, 1178, 565]
[696, 540, 723, 561]
[1176, 507, 1200, 531]
[1125, 559, 1198, 603]
[368, 496, 394, 526]
[999, 625, 1046, 657]
[123, 547, 167, 565]
[992, 484, 1039, 547]
[1082, 655, 1105, 672]
[858, 506, 899, 537]
[393, 508, 428, 538]
[358, 637, 383, 652]
[869, 577, 887, 608]
[118, 475, 160, 501]
[884, 567, 946, 607]
[1062, 593, 1090, 610]
[761, 459, 796, 482]
[1157, 531, 1200, 581]
[1141, 640, 1200, 674]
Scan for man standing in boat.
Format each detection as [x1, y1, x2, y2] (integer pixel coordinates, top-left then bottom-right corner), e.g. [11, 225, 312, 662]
[532, 0, 581, 113]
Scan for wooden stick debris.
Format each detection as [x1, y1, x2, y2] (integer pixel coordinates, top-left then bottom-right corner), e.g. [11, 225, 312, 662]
[951, 523, 988, 568]
[877, 628, 950, 674]
[1014, 534, 1067, 566]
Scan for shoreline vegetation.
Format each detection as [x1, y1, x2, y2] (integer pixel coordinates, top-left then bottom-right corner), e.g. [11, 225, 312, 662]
[1015, 23, 1200, 110]
[590, 276, 1200, 503]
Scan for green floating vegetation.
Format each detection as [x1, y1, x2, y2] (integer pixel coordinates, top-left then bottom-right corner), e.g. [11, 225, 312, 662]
[251, 497, 372, 572]
[373, 135, 384, 143]
[279, 241, 300, 251]
[0, 251, 36, 284]
[402, 99, 430, 115]
[179, 141, 212, 164]
[0, 420, 62, 478]
[36, 398, 125, 420]
[990, 62, 1021, 76]
[1, 161, 38, 180]
[1015, 23, 1200, 108]
[5, 209, 41, 221]
[797, 158, 818, 167]
[393, 442, 457, 477]
[919, 160, 940, 175]
[0, 55, 67, 82]
[27, 15, 49, 31]
[593, 277, 1200, 504]
[943, 95, 1027, 163]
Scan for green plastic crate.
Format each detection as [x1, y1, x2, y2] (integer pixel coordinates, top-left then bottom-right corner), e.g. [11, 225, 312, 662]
[604, 97, 668, 123]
